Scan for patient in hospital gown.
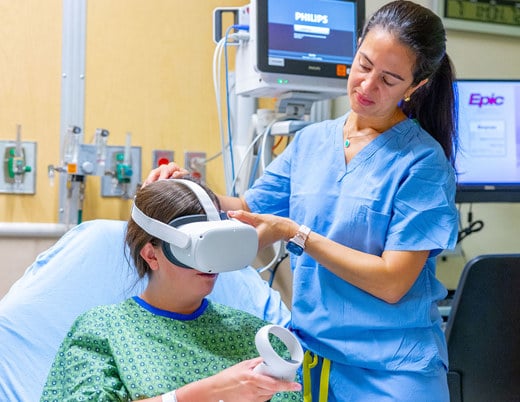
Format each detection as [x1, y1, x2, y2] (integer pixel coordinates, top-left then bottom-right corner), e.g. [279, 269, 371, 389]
[40, 179, 301, 402]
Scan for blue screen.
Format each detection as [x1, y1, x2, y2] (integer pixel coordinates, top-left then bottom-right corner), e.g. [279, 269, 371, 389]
[267, 0, 357, 67]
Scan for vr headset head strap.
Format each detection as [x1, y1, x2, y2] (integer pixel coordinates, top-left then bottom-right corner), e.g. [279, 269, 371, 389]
[167, 179, 221, 221]
[131, 203, 191, 249]
[130, 179, 219, 250]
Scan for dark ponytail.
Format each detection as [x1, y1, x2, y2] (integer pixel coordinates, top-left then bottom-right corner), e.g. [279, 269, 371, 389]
[401, 54, 458, 164]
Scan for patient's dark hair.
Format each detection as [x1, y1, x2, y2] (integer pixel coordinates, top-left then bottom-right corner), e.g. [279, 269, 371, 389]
[125, 179, 220, 278]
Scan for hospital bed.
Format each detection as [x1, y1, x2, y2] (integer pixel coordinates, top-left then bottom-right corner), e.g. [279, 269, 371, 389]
[0, 219, 291, 402]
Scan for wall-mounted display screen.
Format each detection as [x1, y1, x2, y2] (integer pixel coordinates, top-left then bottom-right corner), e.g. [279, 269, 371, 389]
[455, 79, 520, 202]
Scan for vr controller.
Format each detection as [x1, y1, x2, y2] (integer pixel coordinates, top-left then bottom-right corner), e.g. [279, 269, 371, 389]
[131, 179, 258, 273]
[253, 325, 304, 382]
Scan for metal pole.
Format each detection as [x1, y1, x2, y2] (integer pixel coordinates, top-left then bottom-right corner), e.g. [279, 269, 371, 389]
[58, 0, 86, 224]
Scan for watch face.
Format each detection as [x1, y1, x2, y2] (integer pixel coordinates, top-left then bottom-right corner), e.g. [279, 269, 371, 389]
[286, 241, 304, 256]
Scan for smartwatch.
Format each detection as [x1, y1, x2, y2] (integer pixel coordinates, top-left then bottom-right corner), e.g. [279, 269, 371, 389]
[286, 225, 311, 256]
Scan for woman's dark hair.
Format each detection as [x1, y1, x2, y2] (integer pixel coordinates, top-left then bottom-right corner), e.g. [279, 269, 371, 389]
[360, 0, 458, 165]
[125, 179, 220, 278]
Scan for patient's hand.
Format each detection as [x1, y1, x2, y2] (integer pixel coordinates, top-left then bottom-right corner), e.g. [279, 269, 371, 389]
[142, 162, 189, 187]
[176, 357, 301, 402]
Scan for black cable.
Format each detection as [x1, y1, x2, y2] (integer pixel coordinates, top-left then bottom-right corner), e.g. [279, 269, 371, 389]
[457, 203, 484, 243]
[267, 253, 289, 287]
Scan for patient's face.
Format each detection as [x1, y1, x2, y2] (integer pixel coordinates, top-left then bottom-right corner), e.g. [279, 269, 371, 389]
[155, 247, 219, 301]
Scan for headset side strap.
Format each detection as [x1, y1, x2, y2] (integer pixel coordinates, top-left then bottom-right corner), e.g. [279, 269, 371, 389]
[131, 204, 191, 249]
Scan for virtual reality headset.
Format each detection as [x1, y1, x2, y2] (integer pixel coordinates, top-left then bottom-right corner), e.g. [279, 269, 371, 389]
[131, 179, 258, 273]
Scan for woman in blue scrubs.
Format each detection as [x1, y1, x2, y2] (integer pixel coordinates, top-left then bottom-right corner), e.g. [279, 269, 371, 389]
[147, 1, 459, 400]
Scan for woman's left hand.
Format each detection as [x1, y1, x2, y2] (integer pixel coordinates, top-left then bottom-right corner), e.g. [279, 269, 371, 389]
[142, 162, 189, 187]
[228, 210, 299, 250]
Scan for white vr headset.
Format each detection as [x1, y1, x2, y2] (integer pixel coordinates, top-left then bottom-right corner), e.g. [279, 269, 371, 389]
[131, 179, 258, 273]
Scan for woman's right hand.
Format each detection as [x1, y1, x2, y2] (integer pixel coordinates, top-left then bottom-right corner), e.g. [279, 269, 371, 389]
[176, 357, 301, 402]
[142, 162, 189, 187]
[228, 210, 299, 251]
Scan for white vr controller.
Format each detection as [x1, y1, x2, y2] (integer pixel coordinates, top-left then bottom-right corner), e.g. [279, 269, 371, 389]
[253, 325, 304, 382]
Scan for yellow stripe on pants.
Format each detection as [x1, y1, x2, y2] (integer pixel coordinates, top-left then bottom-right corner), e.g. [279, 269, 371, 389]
[303, 350, 331, 402]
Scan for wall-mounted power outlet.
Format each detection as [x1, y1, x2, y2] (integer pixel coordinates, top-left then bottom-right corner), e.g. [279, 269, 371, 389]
[152, 149, 174, 169]
[184, 151, 206, 184]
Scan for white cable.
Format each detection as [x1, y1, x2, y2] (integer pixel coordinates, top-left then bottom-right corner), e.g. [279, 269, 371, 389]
[231, 115, 280, 194]
[212, 37, 227, 176]
[260, 123, 271, 174]
[260, 117, 289, 173]
[256, 240, 286, 275]
[230, 116, 263, 195]
[213, 34, 241, 194]
[208, 33, 245, 186]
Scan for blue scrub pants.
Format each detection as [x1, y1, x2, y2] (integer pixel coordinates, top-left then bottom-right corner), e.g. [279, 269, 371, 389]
[306, 355, 449, 402]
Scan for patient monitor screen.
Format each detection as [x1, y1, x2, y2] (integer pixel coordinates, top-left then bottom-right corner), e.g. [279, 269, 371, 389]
[257, 0, 360, 78]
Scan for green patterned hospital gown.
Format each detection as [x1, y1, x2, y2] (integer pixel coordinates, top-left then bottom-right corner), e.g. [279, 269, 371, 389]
[40, 297, 301, 401]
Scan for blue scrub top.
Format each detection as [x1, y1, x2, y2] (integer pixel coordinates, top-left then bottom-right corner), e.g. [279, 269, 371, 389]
[245, 114, 458, 375]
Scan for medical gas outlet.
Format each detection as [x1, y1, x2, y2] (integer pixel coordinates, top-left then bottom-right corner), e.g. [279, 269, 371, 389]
[115, 152, 132, 183]
[101, 144, 142, 199]
[6, 147, 32, 180]
[0, 125, 37, 194]
[50, 128, 111, 178]
[48, 127, 141, 199]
